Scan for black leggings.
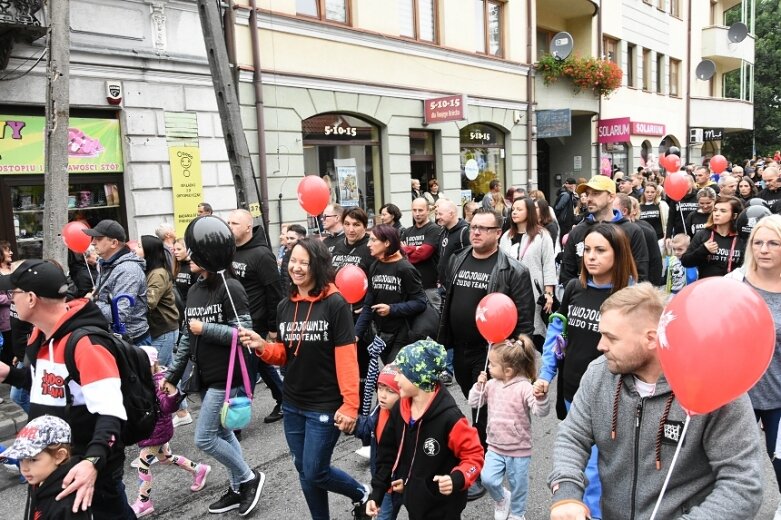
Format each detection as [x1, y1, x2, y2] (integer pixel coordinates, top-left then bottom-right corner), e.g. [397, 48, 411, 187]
[452, 347, 488, 451]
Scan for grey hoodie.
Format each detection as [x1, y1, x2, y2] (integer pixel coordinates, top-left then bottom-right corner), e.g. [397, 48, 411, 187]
[549, 357, 763, 520]
[94, 248, 149, 340]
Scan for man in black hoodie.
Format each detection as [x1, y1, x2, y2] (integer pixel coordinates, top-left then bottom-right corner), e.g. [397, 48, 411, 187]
[228, 209, 285, 423]
[614, 194, 664, 286]
[560, 176, 649, 285]
[0, 260, 134, 519]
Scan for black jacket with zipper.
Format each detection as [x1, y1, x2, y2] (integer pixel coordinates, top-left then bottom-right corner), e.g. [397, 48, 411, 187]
[437, 246, 535, 348]
[24, 458, 92, 520]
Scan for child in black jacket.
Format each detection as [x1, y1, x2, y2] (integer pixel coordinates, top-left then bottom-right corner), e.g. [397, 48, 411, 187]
[367, 340, 484, 520]
[1, 414, 91, 520]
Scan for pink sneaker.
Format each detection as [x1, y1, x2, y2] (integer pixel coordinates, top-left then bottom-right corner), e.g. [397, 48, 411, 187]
[131, 499, 155, 517]
[191, 463, 212, 492]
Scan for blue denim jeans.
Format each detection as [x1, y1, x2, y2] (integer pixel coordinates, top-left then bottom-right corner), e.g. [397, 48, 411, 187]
[133, 332, 152, 347]
[378, 491, 402, 520]
[282, 403, 365, 520]
[755, 407, 781, 493]
[565, 399, 602, 519]
[151, 329, 177, 367]
[481, 450, 530, 516]
[195, 387, 253, 491]
[10, 362, 30, 415]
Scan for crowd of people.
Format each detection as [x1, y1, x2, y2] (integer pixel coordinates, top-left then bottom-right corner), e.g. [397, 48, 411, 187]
[0, 153, 780, 520]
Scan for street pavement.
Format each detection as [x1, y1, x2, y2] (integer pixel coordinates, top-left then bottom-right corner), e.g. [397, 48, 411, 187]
[0, 380, 778, 519]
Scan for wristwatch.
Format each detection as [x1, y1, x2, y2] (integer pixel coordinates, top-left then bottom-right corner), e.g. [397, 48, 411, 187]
[84, 456, 100, 466]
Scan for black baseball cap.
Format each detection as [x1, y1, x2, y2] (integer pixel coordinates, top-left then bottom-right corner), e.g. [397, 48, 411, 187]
[82, 219, 126, 242]
[0, 260, 69, 299]
[565, 177, 577, 185]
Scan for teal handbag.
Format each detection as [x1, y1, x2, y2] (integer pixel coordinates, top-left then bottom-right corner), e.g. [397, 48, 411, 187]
[220, 328, 253, 430]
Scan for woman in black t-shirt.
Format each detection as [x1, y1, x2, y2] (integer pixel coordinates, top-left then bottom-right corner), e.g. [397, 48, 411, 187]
[681, 195, 745, 278]
[355, 224, 426, 363]
[638, 182, 668, 242]
[241, 238, 369, 519]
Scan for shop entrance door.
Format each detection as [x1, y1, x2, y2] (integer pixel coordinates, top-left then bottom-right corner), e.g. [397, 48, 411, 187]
[409, 131, 436, 190]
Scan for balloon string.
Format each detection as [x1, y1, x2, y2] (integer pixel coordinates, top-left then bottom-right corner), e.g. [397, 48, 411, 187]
[474, 342, 491, 424]
[218, 270, 249, 353]
[649, 414, 691, 520]
[679, 205, 686, 235]
[83, 253, 95, 289]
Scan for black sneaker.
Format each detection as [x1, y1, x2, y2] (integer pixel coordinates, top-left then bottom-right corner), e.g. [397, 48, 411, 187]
[208, 488, 241, 513]
[466, 479, 487, 501]
[238, 470, 265, 516]
[263, 403, 283, 424]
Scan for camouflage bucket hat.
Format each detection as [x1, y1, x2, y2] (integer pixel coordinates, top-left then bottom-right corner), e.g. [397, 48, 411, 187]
[394, 340, 447, 392]
[0, 415, 71, 460]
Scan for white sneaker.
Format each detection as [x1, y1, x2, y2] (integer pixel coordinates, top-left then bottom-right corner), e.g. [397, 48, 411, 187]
[355, 446, 371, 459]
[507, 515, 526, 520]
[494, 488, 511, 520]
[774, 501, 781, 520]
[173, 411, 193, 427]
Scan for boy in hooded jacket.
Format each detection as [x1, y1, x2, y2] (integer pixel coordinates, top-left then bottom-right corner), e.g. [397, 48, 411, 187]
[366, 340, 484, 520]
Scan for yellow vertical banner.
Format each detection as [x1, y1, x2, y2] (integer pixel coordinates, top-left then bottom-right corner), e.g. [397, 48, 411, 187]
[169, 146, 204, 237]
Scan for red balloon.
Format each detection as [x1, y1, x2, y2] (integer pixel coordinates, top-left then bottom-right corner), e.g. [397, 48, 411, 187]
[334, 264, 367, 304]
[658, 154, 669, 172]
[62, 221, 92, 254]
[665, 172, 690, 202]
[657, 278, 775, 415]
[664, 154, 681, 173]
[710, 154, 728, 174]
[297, 176, 330, 216]
[475, 293, 518, 344]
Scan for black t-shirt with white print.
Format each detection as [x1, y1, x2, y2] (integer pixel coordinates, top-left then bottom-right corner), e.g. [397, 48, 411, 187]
[368, 258, 426, 334]
[401, 222, 441, 289]
[448, 251, 498, 348]
[330, 235, 372, 312]
[276, 290, 356, 413]
[639, 203, 663, 240]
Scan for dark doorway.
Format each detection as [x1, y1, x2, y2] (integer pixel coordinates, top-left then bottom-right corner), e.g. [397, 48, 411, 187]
[537, 139, 551, 200]
[410, 131, 436, 189]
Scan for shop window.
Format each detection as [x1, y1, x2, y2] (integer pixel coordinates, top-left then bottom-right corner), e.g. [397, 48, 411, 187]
[296, 0, 349, 24]
[626, 43, 636, 87]
[669, 58, 680, 97]
[475, 0, 503, 57]
[460, 123, 505, 203]
[603, 36, 619, 64]
[302, 113, 381, 217]
[399, 0, 437, 42]
[602, 143, 629, 174]
[642, 49, 652, 92]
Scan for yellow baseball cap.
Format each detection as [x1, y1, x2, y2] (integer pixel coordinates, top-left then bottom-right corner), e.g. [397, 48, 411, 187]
[576, 175, 616, 195]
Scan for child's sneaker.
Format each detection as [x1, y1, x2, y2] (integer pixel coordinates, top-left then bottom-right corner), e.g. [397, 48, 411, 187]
[131, 499, 155, 518]
[351, 484, 371, 520]
[494, 487, 511, 520]
[191, 463, 211, 492]
[354, 445, 371, 459]
[507, 515, 526, 520]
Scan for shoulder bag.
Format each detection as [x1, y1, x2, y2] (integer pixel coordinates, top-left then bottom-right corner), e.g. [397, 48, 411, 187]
[220, 328, 253, 430]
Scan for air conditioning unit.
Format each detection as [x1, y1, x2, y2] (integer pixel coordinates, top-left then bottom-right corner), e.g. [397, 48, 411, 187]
[689, 128, 703, 144]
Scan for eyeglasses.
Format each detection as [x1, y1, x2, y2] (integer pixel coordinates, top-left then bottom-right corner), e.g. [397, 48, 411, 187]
[751, 240, 781, 250]
[470, 225, 500, 234]
[323, 214, 338, 218]
[9, 289, 27, 296]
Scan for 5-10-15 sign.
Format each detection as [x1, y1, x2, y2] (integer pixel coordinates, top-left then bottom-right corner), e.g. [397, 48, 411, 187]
[424, 95, 467, 125]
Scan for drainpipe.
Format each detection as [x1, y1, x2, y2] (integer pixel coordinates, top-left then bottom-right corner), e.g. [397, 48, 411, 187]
[596, 1, 603, 175]
[248, 0, 271, 238]
[526, 0, 534, 189]
[685, 0, 692, 164]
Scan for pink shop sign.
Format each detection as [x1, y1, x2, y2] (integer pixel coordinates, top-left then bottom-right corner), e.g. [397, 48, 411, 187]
[598, 117, 631, 144]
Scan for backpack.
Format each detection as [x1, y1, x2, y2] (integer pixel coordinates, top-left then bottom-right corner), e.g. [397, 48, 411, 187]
[63, 326, 160, 446]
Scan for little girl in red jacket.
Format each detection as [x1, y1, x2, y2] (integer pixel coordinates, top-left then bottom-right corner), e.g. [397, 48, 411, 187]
[131, 347, 211, 517]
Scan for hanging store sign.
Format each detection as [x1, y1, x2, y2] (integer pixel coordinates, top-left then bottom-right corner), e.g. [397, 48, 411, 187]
[0, 115, 124, 173]
[169, 146, 204, 237]
[424, 95, 466, 125]
[537, 109, 572, 138]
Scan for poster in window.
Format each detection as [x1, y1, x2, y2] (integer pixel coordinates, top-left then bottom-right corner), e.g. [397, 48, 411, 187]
[334, 158, 359, 207]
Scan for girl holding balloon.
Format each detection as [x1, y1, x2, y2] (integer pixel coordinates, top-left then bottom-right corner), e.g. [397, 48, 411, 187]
[680, 195, 745, 278]
[536, 223, 637, 520]
[726, 214, 781, 506]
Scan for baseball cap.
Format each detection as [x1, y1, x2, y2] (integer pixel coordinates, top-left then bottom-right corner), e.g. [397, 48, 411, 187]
[565, 177, 577, 185]
[0, 259, 69, 299]
[377, 364, 400, 394]
[0, 415, 71, 460]
[576, 175, 617, 195]
[82, 219, 127, 242]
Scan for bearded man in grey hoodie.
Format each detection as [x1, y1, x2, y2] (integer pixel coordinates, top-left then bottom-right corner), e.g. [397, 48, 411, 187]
[546, 282, 762, 520]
